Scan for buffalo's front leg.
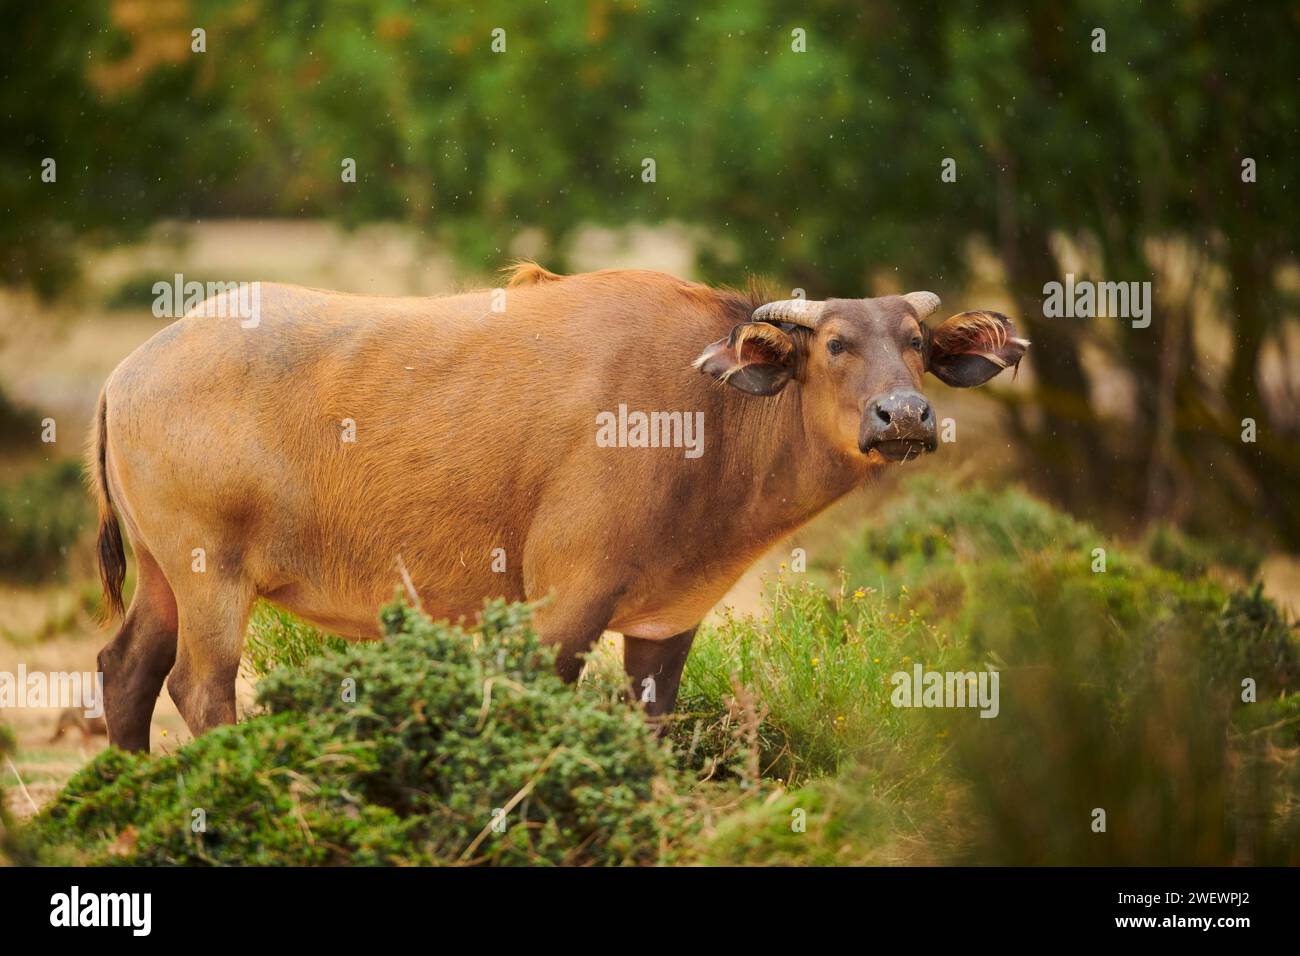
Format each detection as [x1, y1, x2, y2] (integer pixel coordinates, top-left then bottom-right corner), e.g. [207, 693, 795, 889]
[623, 628, 697, 719]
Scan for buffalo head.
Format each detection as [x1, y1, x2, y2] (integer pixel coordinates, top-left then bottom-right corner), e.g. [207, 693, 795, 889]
[695, 292, 1028, 462]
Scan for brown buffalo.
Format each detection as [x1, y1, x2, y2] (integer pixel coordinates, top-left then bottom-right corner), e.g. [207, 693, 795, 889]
[90, 264, 1027, 750]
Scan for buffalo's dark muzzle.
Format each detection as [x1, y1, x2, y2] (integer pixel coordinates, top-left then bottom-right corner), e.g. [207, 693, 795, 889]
[859, 390, 937, 460]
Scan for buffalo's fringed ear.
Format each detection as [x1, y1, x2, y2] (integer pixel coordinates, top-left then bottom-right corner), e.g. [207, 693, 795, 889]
[926, 311, 1029, 388]
[694, 322, 796, 395]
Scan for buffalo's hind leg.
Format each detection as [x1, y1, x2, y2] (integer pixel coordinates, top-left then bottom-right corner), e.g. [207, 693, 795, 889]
[97, 549, 179, 751]
[166, 573, 255, 737]
[623, 627, 697, 721]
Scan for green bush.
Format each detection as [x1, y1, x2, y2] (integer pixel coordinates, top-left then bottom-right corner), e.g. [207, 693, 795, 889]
[1143, 523, 1263, 580]
[694, 759, 943, 866]
[0, 459, 91, 582]
[29, 599, 682, 865]
[671, 575, 948, 786]
[681, 482, 1300, 865]
[1212, 583, 1299, 698]
[847, 481, 1095, 573]
[22, 482, 1300, 866]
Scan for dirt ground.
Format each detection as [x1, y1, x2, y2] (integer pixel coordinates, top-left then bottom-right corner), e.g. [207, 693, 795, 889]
[3, 220, 1297, 819]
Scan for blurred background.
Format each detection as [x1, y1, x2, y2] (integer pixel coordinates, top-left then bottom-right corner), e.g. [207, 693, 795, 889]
[3, 0, 1297, 544]
[1, 1, 1298, 858]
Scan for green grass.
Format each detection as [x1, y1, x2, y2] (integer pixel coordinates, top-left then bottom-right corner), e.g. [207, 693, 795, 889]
[243, 601, 349, 678]
[678, 481, 1300, 865]
[6, 748, 83, 770]
[671, 574, 952, 787]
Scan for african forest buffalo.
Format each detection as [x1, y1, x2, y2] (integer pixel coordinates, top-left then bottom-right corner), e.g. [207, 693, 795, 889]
[90, 264, 1027, 750]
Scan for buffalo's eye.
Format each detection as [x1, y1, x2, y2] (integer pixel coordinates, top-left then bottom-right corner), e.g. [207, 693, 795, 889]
[910, 335, 924, 352]
[827, 338, 846, 356]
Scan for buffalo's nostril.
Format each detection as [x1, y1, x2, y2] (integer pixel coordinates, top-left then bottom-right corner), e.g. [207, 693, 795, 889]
[862, 390, 936, 457]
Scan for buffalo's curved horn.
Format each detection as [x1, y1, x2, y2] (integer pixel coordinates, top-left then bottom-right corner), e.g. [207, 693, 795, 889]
[751, 299, 825, 330]
[902, 291, 941, 320]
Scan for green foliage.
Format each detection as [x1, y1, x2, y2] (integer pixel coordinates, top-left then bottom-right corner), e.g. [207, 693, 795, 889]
[0, 459, 91, 582]
[29, 599, 680, 865]
[1212, 583, 1299, 699]
[0, 3, 234, 296]
[1144, 523, 1263, 580]
[693, 762, 937, 866]
[7, 3, 1292, 292]
[3, 2, 1297, 546]
[102, 271, 172, 311]
[681, 483, 1300, 865]
[20, 485, 1300, 866]
[672, 576, 947, 786]
[243, 602, 349, 679]
[2, 2, 1296, 548]
[846, 480, 1094, 574]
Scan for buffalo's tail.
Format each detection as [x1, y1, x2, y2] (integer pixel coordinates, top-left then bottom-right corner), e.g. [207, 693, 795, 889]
[88, 386, 126, 621]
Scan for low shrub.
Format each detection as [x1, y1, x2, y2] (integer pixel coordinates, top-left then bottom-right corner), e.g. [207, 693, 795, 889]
[29, 599, 683, 865]
[693, 759, 943, 866]
[671, 575, 948, 786]
[1144, 522, 1263, 579]
[680, 482, 1300, 865]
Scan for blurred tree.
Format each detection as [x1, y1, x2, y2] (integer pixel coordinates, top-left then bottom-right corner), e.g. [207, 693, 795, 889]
[922, 1, 1300, 540]
[1, 0, 1295, 544]
[0, 1, 236, 296]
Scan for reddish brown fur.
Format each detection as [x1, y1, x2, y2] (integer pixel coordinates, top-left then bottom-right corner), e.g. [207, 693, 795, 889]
[930, 310, 1026, 368]
[505, 261, 564, 287]
[90, 266, 1020, 748]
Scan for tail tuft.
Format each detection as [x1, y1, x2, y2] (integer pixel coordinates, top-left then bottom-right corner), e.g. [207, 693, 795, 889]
[88, 387, 126, 621]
